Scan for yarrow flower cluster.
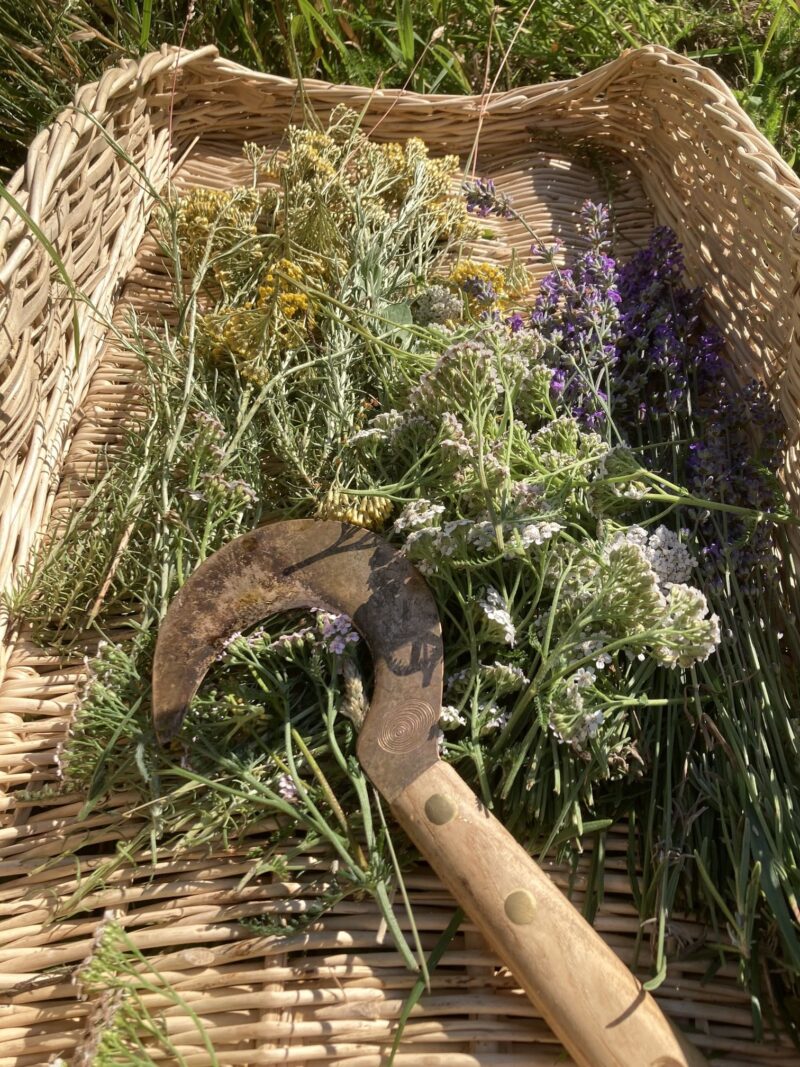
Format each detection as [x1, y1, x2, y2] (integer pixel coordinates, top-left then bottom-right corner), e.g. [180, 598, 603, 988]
[515, 520, 563, 549]
[439, 412, 474, 459]
[484, 661, 530, 693]
[411, 284, 462, 326]
[317, 612, 360, 655]
[440, 705, 466, 729]
[479, 706, 510, 734]
[545, 675, 605, 752]
[277, 774, 299, 802]
[268, 626, 315, 653]
[477, 587, 516, 647]
[393, 498, 446, 533]
[192, 410, 226, 440]
[408, 339, 500, 417]
[188, 473, 258, 506]
[591, 447, 649, 507]
[654, 584, 721, 668]
[609, 525, 694, 588]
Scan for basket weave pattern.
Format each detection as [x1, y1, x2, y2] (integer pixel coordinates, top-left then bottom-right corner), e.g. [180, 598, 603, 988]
[1, 46, 800, 1065]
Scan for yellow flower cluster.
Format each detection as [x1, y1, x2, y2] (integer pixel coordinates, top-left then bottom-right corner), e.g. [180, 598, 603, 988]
[269, 118, 472, 250]
[370, 137, 473, 238]
[317, 489, 393, 530]
[267, 130, 360, 260]
[376, 137, 456, 204]
[176, 112, 476, 385]
[449, 259, 507, 289]
[196, 306, 270, 384]
[257, 258, 313, 325]
[174, 187, 262, 274]
[287, 129, 342, 183]
[196, 257, 316, 384]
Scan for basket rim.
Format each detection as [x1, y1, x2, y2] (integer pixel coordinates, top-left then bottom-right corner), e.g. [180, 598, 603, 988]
[3, 42, 800, 238]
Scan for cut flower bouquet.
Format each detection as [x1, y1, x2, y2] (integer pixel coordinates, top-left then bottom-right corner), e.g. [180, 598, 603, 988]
[14, 106, 799, 1042]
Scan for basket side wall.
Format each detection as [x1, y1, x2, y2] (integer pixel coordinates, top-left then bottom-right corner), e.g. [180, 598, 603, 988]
[0, 50, 216, 679]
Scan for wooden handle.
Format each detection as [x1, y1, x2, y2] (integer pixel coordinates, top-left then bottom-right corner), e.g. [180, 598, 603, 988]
[391, 761, 708, 1067]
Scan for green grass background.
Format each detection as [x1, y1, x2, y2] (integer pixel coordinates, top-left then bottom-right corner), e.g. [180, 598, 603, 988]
[1, 0, 799, 177]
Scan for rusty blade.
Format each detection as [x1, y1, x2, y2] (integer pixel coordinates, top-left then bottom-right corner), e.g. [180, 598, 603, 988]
[152, 520, 443, 800]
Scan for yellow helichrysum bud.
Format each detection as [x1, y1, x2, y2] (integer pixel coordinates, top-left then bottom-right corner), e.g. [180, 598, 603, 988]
[317, 489, 393, 531]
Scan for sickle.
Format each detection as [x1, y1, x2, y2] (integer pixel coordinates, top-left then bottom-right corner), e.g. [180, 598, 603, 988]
[152, 519, 708, 1067]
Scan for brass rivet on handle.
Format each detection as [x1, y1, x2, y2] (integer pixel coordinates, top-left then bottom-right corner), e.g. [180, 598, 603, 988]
[504, 889, 536, 925]
[424, 793, 456, 825]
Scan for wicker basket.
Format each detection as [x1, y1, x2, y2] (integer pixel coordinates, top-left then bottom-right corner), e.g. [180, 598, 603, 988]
[1, 45, 799, 1066]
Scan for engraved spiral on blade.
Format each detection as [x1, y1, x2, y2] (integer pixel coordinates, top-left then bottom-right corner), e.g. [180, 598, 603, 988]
[378, 700, 437, 754]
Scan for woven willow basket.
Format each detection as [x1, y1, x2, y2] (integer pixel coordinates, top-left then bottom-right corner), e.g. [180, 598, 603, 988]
[1, 44, 800, 1066]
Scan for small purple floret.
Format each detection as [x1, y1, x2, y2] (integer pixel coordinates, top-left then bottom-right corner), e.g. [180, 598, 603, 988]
[319, 612, 360, 655]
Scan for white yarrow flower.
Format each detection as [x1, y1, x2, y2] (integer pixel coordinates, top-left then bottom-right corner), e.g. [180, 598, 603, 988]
[571, 667, 597, 689]
[582, 710, 605, 740]
[477, 587, 516, 646]
[610, 525, 695, 588]
[518, 520, 563, 547]
[468, 520, 497, 551]
[480, 706, 510, 735]
[278, 774, 299, 802]
[394, 498, 445, 533]
[440, 705, 467, 729]
[349, 426, 387, 444]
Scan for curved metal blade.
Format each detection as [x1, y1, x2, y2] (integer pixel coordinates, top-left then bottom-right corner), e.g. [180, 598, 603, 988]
[152, 519, 443, 800]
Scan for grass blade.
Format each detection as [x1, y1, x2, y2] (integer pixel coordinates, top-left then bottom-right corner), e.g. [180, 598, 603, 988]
[0, 179, 81, 364]
[139, 0, 153, 49]
[387, 907, 464, 1065]
[396, 0, 415, 65]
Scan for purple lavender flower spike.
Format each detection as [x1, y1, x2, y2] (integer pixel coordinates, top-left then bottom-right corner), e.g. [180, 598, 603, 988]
[526, 199, 787, 585]
[462, 177, 514, 219]
[528, 202, 621, 429]
[461, 274, 498, 305]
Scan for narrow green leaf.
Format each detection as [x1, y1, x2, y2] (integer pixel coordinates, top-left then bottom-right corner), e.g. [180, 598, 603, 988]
[230, 0, 266, 70]
[296, 0, 347, 57]
[753, 49, 765, 86]
[693, 849, 738, 928]
[0, 180, 81, 365]
[396, 0, 415, 65]
[750, 810, 800, 968]
[387, 908, 464, 1065]
[139, 0, 153, 50]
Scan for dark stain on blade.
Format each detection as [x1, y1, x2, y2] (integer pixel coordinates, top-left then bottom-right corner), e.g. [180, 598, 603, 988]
[152, 520, 444, 800]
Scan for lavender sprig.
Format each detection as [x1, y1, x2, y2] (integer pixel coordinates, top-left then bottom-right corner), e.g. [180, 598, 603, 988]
[462, 177, 514, 219]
